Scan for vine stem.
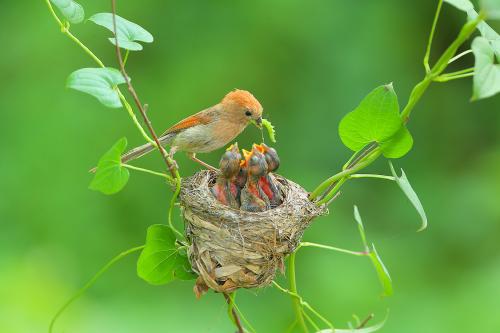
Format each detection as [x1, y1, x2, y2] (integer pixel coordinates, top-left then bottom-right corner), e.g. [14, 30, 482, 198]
[310, 12, 484, 203]
[44, 0, 154, 146]
[423, 0, 443, 73]
[48, 245, 145, 333]
[288, 252, 309, 332]
[224, 293, 245, 333]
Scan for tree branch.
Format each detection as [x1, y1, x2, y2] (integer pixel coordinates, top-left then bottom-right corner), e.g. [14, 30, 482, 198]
[110, 0, 178, 179]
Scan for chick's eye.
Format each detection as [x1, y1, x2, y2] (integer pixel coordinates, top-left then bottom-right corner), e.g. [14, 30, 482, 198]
[245, 110, 252, 117]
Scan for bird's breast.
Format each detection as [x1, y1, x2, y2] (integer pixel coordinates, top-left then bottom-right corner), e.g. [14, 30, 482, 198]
[172, 121, 246, 153]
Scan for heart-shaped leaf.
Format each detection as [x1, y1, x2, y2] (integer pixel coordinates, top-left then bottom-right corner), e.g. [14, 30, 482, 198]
[468, 10, 500, 62]
[379, 126, 413, 158]
[339, 84, 411, 158]
[353, 206, 393, 297]
[50, 0, 84, 24]
[137, 224, 196, 285]
[389, 162, 428, 231]
[89, 13, 153, 51]
[67, 67, 126, 108]
[89, 138, 129, 195]
[471, 36, 500, 100]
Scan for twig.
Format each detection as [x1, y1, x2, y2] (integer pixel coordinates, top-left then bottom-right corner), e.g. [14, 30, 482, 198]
[356, 313, 374, 329]
[223, 293, 245, 333]
[110, 0, 178, 179]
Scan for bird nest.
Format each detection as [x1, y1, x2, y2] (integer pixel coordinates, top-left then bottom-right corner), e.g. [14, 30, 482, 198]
[179, 170, 327, 295]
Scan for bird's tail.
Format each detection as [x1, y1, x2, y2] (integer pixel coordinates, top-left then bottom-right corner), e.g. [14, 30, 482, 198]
[90, 134, 174, 173]
[121, 142, 156, 164]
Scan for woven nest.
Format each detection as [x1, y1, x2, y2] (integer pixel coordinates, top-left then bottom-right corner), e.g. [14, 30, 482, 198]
[179, 170, 327, 295]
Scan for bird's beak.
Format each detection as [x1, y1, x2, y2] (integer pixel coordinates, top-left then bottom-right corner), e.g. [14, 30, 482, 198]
[253, 117, 263, 129]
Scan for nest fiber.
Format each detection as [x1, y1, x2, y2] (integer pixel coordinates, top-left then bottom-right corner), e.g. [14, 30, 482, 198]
[180, 170, 327, 293]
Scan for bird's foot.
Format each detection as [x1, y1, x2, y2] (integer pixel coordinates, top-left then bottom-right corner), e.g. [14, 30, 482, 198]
[188, 153, 219, 172]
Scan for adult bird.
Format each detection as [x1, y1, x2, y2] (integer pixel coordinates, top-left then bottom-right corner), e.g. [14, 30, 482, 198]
[120, 89, 263, 170]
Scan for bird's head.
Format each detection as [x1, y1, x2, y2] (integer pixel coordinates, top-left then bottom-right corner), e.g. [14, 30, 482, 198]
[226, 142, 242, 160]
[255, 143, 280, 172]
[243, 146, 268, 178]
[221, 89, 263, 128]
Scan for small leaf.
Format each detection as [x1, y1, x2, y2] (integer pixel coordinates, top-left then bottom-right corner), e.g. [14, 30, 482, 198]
[443, 0, 474, 12]
[262, 118, 277, 143]
[339, 84, 403, 152]
[354, 205, 368, 250]
[369, 245, 393, 297]
[471, 36, 500, 100]
[67, 67, 126, 108]
[89, 138, 129, 195]
[468, 9, 500, 62]
[481, 0, 500, 19]
[89, 13, 153, 51]
[379, 125, 413, 158]
[50, 0, 84, 24]
[137, 224, 196, 285]
[389, 161, 428, 231]
[353, 206, 393, 297]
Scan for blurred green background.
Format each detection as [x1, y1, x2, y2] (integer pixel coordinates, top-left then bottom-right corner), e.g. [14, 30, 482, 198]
[1, 0, 499, 332]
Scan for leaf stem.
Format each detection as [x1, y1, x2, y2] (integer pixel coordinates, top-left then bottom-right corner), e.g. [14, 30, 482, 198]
[310, 149, 381, 202]
[349, 174, 395, 181]
[122, 164, 173, 183]
[434, 71, 475, 82]
[48, 245, 145, 333]
[123, 49, 130, 67]
[423, 0, 443, 73]
[288, 253, 309, 333]
[117, 90, 155, 145]
[299, 242, 368, 256]
[448, 49, 473, 64]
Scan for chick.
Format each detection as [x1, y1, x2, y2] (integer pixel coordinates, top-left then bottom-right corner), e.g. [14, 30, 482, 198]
[255, 143, 283, 208]
[240, 147, 271, 212]
[210, 143, 241, 209]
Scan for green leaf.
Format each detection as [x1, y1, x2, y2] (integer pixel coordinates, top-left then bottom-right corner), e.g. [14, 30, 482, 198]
[471, 36, 500, 100]
[262, 118, 277, 143]
[323, 315, 387, 333]
[339, 84, 403, 153]
[353, 206, 393, 297]
[443, 0, 474, 12]
[89, 13, 154, 51]
[481, 0, 500, 19]
[137, 224, 196, 285]
[67, 67, 126, 108]
[468, 9, 500, 62]
[89, 138, 129, 195]
[50, 0, 84, 24]
[389, 162, 428, 231]
[369, 245, 393, 297]
[379, 125, 413, 158]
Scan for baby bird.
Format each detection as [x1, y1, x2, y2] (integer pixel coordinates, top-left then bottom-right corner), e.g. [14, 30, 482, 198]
[210, 143, 241, 209]
[240, 147, 270, 212]
[256, 143, 283, 208]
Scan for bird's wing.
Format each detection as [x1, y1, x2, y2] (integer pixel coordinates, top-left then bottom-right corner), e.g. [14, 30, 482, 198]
[160, 106, 217, 137]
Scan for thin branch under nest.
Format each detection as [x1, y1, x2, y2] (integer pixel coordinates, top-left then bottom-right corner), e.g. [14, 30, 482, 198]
[180, 170, 328, 295]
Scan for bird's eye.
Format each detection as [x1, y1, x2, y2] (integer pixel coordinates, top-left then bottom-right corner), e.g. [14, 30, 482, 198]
[245, 110, 252, 117]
